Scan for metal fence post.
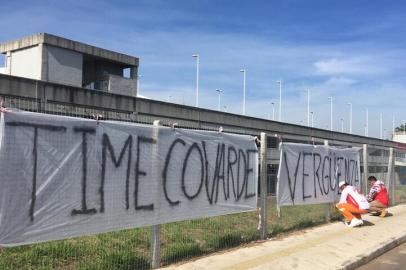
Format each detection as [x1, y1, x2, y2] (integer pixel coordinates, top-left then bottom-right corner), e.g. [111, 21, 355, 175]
[362, 144, 369, 194]
[387, 147, 395, 205]
[259, 132, 268, 239]
[151, 120, 161, 269]
[323, 140, 331, 222]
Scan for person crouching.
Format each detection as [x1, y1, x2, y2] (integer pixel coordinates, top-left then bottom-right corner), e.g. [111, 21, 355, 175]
[336, 181, 370, 227]
[367, 176, 389, 217]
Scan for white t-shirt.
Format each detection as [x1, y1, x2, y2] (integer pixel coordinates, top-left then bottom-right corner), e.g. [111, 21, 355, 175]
[339, 185, 369, 210]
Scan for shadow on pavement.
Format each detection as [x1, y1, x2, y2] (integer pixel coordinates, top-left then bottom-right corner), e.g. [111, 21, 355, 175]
[362, 220, 375, 226]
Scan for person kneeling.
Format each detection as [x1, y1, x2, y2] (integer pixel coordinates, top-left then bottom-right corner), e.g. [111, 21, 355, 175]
[367, 176, 389, 217]
[336, 181, 369, 228]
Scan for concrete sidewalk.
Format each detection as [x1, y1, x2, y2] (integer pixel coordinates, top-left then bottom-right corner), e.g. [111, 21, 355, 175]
[161, 204, 406, 270]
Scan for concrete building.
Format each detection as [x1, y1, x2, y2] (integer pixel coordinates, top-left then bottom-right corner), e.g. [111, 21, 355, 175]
[393, 132, 406, 144]
[0, 33, 139, 96]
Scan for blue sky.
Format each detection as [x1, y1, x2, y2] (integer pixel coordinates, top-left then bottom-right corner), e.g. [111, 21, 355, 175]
[1, 0, 405, 139]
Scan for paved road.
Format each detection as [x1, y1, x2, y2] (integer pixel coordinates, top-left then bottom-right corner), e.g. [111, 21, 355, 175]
[358, 242, 406, 270]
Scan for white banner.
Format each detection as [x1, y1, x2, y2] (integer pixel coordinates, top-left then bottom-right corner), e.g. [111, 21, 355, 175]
[277, 143, 361, 206]
[0, 111, 258, 246]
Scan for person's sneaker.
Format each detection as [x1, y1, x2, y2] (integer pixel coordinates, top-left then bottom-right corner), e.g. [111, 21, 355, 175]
[379, 209, 388, 218]
[343, 220, 351, 226]
[348, 218, 363, 228]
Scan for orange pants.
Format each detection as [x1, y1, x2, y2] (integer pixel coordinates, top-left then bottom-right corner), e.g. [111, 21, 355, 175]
[336, 203, 368, 221]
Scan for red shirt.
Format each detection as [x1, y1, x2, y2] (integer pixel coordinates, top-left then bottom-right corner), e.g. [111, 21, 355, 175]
[367, 180, 389, 206]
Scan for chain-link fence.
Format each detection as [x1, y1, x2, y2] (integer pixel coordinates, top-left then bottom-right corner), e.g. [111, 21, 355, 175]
[0, 94, 401, 269]
[395, 150, 406, 204]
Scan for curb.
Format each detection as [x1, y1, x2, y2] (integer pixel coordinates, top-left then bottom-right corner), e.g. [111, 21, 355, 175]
[341, 233, 406, 270]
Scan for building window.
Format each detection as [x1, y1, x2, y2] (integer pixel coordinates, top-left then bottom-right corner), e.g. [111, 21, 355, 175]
[267, 164, 278, 174]
[267, 136, 278, 148]
[267, 164, 279, 195]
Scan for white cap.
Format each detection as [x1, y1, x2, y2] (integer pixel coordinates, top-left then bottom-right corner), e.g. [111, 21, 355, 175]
[338, 181, 347, 188]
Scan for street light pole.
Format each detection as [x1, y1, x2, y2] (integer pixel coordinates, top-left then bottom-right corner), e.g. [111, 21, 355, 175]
[365, 108, 369, 136]
[341, 118, 344, 132]
[276, 80, 282, 121]
[311, 111, 314, 128]
[380, 113, 383, 139]
[328, 96, 333, 131]
[272, 102, 275, 121]
[307, 89, 310, 127]
[240, 69, 247, 115]
[347, 102, 352, 134]
[216, 89, 223, 111]
[192, 54, 199, 107]
[137, 75, 143, 97]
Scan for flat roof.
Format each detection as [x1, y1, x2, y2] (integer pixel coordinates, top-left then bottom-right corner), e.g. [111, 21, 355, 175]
[0, 33, 139, 67]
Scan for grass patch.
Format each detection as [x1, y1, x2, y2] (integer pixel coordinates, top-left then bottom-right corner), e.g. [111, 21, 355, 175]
[88, 251, 150, 270]
[395, 185, 406, 203]
[162, 243, 201, 264]
[0, 197, 343, 269]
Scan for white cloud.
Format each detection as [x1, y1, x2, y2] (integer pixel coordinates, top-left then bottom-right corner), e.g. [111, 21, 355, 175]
[313, 57, 385, 76]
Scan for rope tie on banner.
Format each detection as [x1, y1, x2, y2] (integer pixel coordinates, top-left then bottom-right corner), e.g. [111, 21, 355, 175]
[170, 122, 178, 129]
[255, 136, 261, 149]
[277, 134, 282, 150]
[277, 204, 281, 218]
[91, 114, 104, 124]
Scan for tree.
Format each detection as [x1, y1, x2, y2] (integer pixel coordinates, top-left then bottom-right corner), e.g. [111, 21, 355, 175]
[395, 124, 406, 132]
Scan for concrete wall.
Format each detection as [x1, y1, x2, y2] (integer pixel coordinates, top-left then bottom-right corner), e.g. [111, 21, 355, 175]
[10, 46, 41, 80]
[0, 73, 397, 149]
[107, 74, 136, 96]
[47, 45, 82, 87]
[394, 134, 406, 143]
[0, 33, 139, 67]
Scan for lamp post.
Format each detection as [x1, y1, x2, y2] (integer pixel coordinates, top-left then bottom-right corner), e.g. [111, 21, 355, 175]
[272, 102, 275, 121]
[310, 111, 314, 128]
[192, 54, 199, 107]
[347, 102, 352, 134]
[328, 96, 333, 131]
[341, 118, 344, 132]
[307, 89, 310, 127]
[137, 74, 143, 97]
[240, 69, 247, 115]
[365, 108, 369, 136]
[216, 89, 223, 111]
[380, 113, 383, 139]
[276, 80, 282, 121]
